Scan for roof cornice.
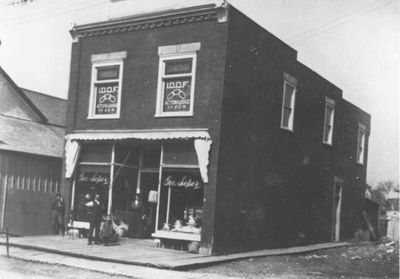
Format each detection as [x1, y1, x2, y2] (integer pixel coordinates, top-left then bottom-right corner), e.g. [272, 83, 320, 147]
[70, 3, 228, 41]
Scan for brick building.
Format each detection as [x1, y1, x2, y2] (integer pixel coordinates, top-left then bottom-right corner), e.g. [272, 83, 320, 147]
[63, 2, 370, 254]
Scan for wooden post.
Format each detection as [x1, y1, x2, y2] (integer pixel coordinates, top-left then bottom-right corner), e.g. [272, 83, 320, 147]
[1, 174, 8, 229]
[107, 143, 116, 216]
[154, 144, 163, 232]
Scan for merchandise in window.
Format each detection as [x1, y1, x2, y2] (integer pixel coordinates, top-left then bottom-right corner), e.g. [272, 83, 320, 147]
[157, 169, 203, 235]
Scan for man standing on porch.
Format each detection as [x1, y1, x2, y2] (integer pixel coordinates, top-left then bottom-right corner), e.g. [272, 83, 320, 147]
[86, 193, 104, 245]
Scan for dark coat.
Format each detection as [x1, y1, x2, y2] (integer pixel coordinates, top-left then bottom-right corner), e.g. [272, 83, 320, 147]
[51, 198, 66, 216]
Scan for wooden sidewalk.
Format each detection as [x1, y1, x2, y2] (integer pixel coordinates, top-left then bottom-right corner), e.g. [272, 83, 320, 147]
[0, 235, 349, 270]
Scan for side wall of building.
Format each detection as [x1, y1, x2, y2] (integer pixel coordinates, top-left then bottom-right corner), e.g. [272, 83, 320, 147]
[213, 6, 370, 253]
[0, 150, 62, 235]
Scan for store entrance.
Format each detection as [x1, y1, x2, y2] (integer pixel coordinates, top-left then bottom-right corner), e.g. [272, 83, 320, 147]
[138, 172, 159, 238]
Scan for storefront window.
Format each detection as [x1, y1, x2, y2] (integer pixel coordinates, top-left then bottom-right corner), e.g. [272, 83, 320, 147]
[73, 165, 110, 222]
[157, 169, 203, 234]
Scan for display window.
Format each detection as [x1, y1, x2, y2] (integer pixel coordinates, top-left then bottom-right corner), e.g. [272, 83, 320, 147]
[73, 165, 110, 222]
[157, 169, 203, 235]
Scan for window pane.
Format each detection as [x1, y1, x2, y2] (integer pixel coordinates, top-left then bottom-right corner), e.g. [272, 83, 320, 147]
[357, 130, 365, 163]
[162, 77, 192, 112]
[115, 144, 140, 166]
[142, 145, 161, 168]
[97, 65, 120, 80]
[94, 82, 119, 115]
[80, 143, 112, 163]
[158, 170, 203, 232]
[282, 107, 291, 128]
[325, 106, 334, 124]
[324, 125, 332, 143]
[165, 59, 192, 75]
[163, 142, 198, 166]
[284, 83, 294, 107]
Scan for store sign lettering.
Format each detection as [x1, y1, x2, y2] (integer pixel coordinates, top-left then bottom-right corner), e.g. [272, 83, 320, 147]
[95, 82, 119, 115]
[78, 172, 109, 186]
[163, 77, 191, 112]
[163, 175, 202, 190]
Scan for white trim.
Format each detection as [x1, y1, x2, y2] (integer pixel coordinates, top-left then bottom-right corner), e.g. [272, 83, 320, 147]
[65, 129, 211, 142]
[155, 144, 164, 233]
[88, 58, 124, 119]
[323, 97, 335, 145]
[158, 43, 201, 56]
[283, 72, 298, 85]
[155, 44, 200, 117]
[152, 230, 200, 242]
[107, 143, 116, 215]
[280, 79, 296, 132]
[91, 51, 127, 62]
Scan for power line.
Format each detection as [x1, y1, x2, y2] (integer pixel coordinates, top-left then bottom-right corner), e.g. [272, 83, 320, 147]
[1, 0, 99, 21]
[286, 0, 396, 43]
[3, 0, 109, 26]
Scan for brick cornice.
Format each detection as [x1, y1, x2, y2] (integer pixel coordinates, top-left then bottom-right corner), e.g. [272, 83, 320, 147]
[71, 4, 227, 40]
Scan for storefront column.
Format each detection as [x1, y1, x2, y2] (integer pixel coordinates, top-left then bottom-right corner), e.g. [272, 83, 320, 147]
[70, 179, 76, 209]
[107, 143, 116, 215]
[155, 144, 164, 231]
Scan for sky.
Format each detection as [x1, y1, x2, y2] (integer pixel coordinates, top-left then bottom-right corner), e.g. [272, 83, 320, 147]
[0, 0, 398, 186]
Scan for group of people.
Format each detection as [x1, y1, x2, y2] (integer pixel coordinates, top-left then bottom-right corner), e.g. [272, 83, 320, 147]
[51, 192, 117, 246]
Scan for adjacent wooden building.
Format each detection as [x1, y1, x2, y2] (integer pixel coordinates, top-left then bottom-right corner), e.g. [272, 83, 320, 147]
[64, 2, 370, 254]
[0, 67, 66, 235]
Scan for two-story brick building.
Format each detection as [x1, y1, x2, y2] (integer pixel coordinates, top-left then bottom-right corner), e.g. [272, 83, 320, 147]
[63, 2, 370, 255]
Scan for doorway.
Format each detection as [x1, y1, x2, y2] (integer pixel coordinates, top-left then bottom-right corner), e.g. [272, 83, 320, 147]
[332, 177, 343, 241]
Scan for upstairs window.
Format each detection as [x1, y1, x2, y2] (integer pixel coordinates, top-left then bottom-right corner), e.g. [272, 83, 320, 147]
[357, 123, 366, 164]
[323, 97, 335, 145]
[88, 51, 126, 119]
[155, 43, 200, 117]
[280, 73, 297, 131]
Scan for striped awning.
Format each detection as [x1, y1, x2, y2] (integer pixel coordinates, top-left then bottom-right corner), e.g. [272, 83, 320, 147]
[65, 129, 211, 141]
[64, 129, 212, 182]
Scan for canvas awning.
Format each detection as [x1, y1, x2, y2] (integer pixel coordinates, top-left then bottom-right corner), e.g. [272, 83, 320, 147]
[64, 129, 212, 182]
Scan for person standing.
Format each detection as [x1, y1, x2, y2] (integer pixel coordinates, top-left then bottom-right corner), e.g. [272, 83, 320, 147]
[86, 193, 104, 245]
[51, 193, 66, 235]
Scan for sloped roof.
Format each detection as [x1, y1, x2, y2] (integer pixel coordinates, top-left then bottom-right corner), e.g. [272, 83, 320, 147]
[22, 88, 67, 127]
[0, 115, 65, 158]
[0, 66, 47, 123]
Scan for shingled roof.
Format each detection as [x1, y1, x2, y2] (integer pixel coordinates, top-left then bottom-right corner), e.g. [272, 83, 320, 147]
[0, 115, 64, 158]
[22, 88, 67, 127]
[0, 67, 66, 158]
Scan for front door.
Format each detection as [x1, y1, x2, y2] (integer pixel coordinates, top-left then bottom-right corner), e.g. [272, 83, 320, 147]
[332, 179, 343, 241]
[139, 172, 159, 238]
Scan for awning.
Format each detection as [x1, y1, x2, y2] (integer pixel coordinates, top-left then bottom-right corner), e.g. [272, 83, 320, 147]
[64, 129, 212, 182]
[65, 129, 211, 141]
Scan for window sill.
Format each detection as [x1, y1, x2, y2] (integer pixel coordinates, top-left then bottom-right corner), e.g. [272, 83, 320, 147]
[154, 113, 193, 118]
[280, 126, 294, 133]
[87, 115, 120, 120]
[322, 141, 333, 146]
[152, 230, 201, 242]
